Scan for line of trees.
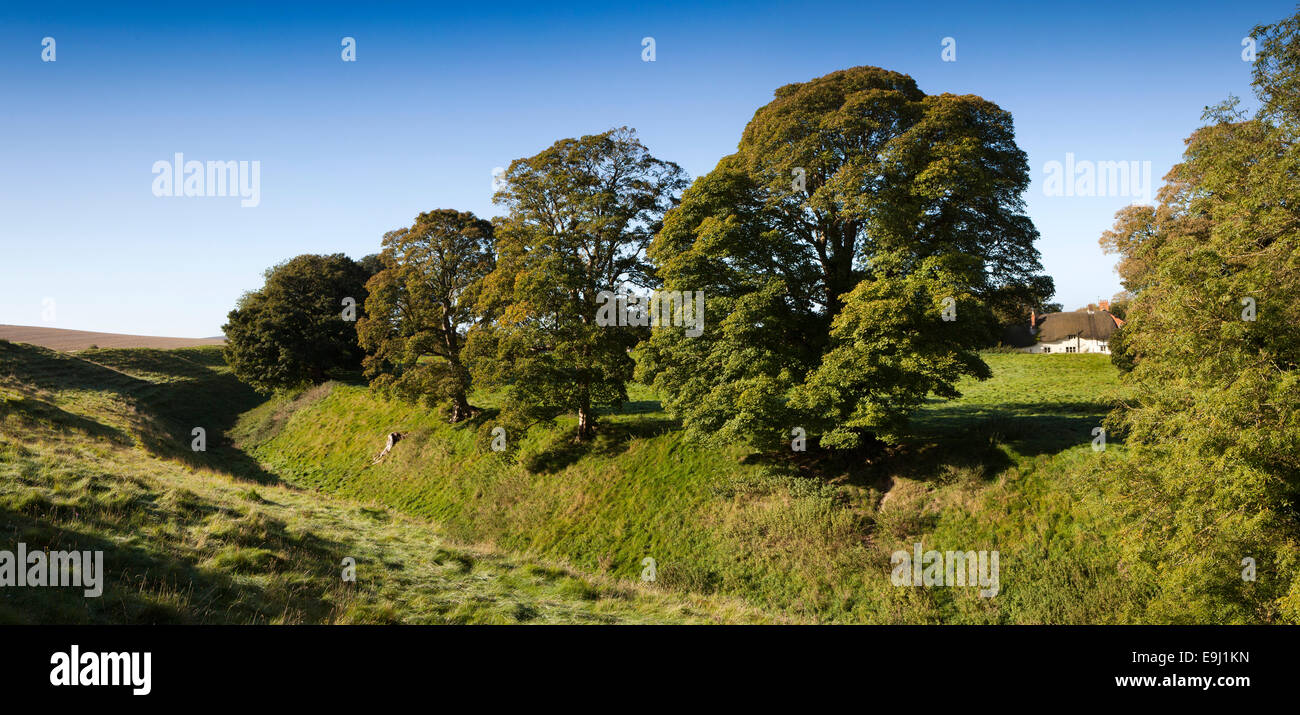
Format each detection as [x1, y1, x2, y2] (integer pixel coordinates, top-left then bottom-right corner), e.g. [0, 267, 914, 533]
[224, 65, 1054, 450]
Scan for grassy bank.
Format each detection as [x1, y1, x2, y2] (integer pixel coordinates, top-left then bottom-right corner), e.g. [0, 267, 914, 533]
[0, 341, 768, 623]
[236, 351, 1150, 623]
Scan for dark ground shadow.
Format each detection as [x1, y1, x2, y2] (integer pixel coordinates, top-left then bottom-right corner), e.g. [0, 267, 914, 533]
[0, 341, 279, 485]
[0, 502, 348, 624]
[911, 400, 1119, 457]
[135, 371, 281, 485]
[521, 399, 680, 474]
[738, 397, 1114, 491]
[1, 394, 134, 446]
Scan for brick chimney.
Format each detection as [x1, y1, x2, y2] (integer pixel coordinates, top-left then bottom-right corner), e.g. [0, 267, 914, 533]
[1030, 308, 1037, 333]
[1099, 299, 1110, 313]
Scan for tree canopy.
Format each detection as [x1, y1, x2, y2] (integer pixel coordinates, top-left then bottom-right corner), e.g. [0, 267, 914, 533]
[467, 127, 687, 441]
[357, 210, 495, 422]
[222, 253, 373, 393]
[637, 65, 1051, 450]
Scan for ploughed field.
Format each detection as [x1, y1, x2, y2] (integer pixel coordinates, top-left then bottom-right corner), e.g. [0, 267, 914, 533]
[0, 325, 225, 352]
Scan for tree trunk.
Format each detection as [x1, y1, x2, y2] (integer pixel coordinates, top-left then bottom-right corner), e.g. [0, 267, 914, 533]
[450, 393, 472, 423]
[577, 399, 595, 441]
[447, 354, 474, 423]
[576, 331, 595, 441]
[820, 222, 856, 321]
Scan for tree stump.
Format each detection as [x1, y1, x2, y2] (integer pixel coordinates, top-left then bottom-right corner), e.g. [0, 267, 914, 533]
[371, 432, 402, 464]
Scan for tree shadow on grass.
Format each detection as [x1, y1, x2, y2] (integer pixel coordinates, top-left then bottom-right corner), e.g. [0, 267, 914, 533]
[740, 433, 1016, 494]
[810, 398, 1122, 491]
[912, 400, 1119, 457]
[0, 394, 134, 446]
[739, 436, 910, 493]
[461, 405, 501, 429]
[522, 415, 679, 475]
[0, 341, 280, 485]
[327, 367, 368, 388]
[614, 399, 663, 416]
[135, 371, 282, 485]
[860, 436, 1014, 488]
[1, 341, 147, 394]
[80, 348, 222, 381]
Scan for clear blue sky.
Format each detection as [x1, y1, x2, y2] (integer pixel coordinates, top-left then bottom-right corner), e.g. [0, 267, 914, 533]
[0, 0, 1290, 336]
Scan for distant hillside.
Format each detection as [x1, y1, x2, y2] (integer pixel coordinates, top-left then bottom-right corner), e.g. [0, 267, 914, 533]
[0, 325, 224, 352]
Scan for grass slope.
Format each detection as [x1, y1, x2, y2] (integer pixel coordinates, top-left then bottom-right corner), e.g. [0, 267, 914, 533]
[237, 350, 1153, 623]
[0, 341, 768, 624]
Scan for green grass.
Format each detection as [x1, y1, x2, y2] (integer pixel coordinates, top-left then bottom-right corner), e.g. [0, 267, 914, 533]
[234, 349, 1152, 623]
[913, 352, 1128, 456]
[0, 340, 771, 624]
[1, 339, 1152, 623]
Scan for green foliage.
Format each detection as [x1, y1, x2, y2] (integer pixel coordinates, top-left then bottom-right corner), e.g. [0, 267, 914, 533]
[1107, 324, 1135, 374]
[640, 66, 1050, 450]
[1096, 14, 1300, 622]
[222, 253, 372, 393]
[467, 127, 687, 440]
[1252, 11, 1300, 132]
[792, 260, 993, 447]
[358, 210, 495, 422]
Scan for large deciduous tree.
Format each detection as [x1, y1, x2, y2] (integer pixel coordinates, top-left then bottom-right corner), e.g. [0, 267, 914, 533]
[223, 253, 372, 393]
[637, 66, 1050, 450]
[357, 210, 495, 422]
[466, 127, 687, 441]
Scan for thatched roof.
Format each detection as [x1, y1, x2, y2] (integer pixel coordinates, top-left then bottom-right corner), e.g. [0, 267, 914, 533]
[1001, 310, 1121, 347]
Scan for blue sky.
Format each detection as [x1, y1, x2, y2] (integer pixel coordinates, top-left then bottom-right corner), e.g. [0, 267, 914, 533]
[0, 0, 1291, 336]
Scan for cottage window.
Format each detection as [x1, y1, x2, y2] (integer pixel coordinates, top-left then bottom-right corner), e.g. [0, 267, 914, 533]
[1065, 346, 1077, 353]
